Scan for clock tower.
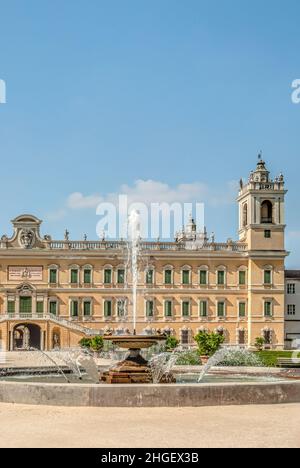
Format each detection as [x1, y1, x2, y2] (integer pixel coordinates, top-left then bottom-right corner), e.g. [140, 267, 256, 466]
[237, 156, 287, 251]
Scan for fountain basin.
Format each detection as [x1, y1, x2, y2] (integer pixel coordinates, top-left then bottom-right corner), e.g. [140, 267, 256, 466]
[0, 379, 300, 407]
[103, 334, 166, 349]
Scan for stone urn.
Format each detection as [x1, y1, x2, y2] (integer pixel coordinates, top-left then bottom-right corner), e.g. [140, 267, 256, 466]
[101, 334, 167, 384]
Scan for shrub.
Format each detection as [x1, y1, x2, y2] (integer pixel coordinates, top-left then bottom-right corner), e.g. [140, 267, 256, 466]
[164, 336, 179, 352]
[255, 337, 265, 351]
[218, 349, 263, 367]
[176, 349, 200, 366]
[194, 331, 225, 357]
[90, 336, 104, 352]
[79, 337, 92, 349]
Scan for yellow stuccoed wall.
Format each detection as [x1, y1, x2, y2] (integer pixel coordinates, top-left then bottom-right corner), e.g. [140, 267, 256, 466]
[0, 254, 286, 351]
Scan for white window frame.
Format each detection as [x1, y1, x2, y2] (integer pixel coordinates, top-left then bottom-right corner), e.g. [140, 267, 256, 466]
[69, 265, 80, 285]
[263, 298, 273, 318]
[103, 265, 113, 285]
[216, 266, 227, 287]
[164, 298, 173, 318]
[216, 299, 226, 318]
[198, 265, 209, 286]
[263, 265, 273, 286]
[199, 299, 208, 318]
[181, 265, 192, 286]
[82, 264, 93, 284]
[163, 265, 174, 285]
[48, 264, 59, 284]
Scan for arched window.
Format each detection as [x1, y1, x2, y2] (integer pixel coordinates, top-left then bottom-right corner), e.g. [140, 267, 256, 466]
[243, 203, 248, 227]
[261, 200, 273, 224]
[263, 329, 272, 345]
[180, 329, 190, 345]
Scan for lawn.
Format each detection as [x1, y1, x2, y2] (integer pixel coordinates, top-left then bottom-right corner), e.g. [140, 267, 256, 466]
[255, 351, 295, 367]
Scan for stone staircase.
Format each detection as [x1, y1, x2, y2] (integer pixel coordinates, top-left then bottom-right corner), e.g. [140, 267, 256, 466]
[0, 314, 102, 336]
[48, 315, 102, 336]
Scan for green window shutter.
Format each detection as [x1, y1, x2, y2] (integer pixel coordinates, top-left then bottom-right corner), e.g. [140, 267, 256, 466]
[146, 270, 153, 284]
[117, 269, 125, 284]
[200, 270, 207, 285]
[8, 301, 15, 314]
[71, 301, 79, 317]
[165, 270, 172, 284]
[36, 301, 44, 314]
[104, 300, 112, 317]
[264, 230, 271, 239]
[239, 302, 246, 317]
[217, 302, 225, 317]
[49, 269, 57, 283]
[264, 302, 272, 317]
[49, 302, 57, 315]
[200, 301, 207, 317]
[84, 269, 91, 284]
[239, 271, 246, 285]
[83, 301, 91, 316]
[182, 270, 190, 285]
[71, 269, 78, 284]
[217, 271, 225, 285]
[20, 297, 32, 314]
[165, 301, 172, 317]
[104, 269, 112, 284]
[182, 301, 190, 317]
[146, 301, 154, 317]
[264, 270, 272, 285]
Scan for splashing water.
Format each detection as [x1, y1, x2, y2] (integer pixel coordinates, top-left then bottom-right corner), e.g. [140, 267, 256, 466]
[29, 347, 70, 383]
[127, 210, 141, 335]
[30, 348, 100, 383]
[198, 347, 263, 382]
[149, 350, 179, 384]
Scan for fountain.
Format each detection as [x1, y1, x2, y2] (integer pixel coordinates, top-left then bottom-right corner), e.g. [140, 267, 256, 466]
[101, 211, 167, 384]
[198, 347, 264, 382]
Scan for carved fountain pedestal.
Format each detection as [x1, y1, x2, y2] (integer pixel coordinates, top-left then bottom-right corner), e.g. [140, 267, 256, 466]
[101, 335, 166, 384]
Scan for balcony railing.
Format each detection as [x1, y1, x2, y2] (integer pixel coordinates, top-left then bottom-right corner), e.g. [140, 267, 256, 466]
[47, 240, 247, 253]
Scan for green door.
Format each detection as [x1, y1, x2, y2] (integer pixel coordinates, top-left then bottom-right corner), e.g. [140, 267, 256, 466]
[20, 297, 32, 314]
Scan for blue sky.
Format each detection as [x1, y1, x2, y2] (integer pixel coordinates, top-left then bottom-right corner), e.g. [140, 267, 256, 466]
[0, 0, 299, 266]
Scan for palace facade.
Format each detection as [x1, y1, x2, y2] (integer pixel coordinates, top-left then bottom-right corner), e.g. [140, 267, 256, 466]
[0, 159, 288, 351]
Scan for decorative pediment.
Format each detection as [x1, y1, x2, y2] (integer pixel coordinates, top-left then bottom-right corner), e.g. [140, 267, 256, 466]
[16, 283, 35, 296]
[1, 214, 51, 250]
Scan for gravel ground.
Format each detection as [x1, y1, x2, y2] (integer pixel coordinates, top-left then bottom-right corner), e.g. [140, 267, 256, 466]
[0, 403, 299, 448]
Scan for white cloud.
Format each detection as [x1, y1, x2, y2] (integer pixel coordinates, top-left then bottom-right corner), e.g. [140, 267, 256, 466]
[45, 179, 236, 222]
[67, 192, 103, 210]
[113, 180, 209, 205]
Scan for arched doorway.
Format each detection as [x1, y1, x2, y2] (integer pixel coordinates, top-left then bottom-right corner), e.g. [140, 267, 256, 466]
[13, 323, 41, 350]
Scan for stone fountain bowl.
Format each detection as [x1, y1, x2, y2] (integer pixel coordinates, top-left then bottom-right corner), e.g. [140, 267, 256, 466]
[103, 335, 166, 350]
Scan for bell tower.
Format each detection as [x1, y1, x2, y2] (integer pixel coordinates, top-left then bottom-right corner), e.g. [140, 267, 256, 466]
[237, 156, 287, 251]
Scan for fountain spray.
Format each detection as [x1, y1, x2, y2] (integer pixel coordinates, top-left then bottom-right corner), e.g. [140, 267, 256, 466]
[127, 210, 141, 335]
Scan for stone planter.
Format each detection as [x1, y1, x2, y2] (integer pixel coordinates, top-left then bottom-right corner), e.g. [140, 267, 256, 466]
[200, 355, 209, 365]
